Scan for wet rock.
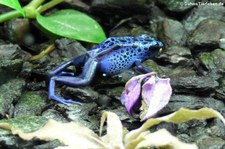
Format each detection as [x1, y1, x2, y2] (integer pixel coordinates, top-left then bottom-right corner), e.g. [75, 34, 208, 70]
[198, 49, 225, 75]
[183, 5, 225, 32]
[62, 86, 99, 103]
[0, 44, 25, 84]
[110, 27, 137, 37]
[95, 94, 112, 107]
[42, 109, 68, 122]
[0, 79, 25, 118]
[64, 0, 90, 11]
[26, 80, 46, 91]
[157, 18, 187, 47]
[103, 86, 124, 100]
[188, 19, 225, 50]
[215, 89, 225, 102]
[28, 140, 62, 149]
[0, 59, 23, 84]
[167, 68, 196, 78]
[0, 43, 21, 60]
[219, 38, 225, 50]
[171, 75, 219, 95]
[150, 115, 225, 147]
[180, 120, 207, 141]
[66, 103, 99, 131]
[91, 0, 150, 15]
[110, 6, 166, 37]
[142, 59, 165, 75]
[0, 128, 19, 147]
[157, 0, 195, 12]
[159, 94, 225, 115]
[215, 78, 225, 102]
[158, 46, 192, 66]
[114, 70, 137, 83]
[197, 136, 225, 149]
[92, 0, 147, 6]
[13, 91, 47, 117]
[0, 116, 48, 133]
[54, 38, 87, 59]
[109, 106, 139, 130]
[208, 118, 225, 140]
[176, 118, 225, 147]
[0, 116, 48, 148]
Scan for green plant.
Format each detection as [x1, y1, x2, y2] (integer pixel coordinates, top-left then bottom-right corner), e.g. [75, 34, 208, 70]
[0, 0, 106, 43]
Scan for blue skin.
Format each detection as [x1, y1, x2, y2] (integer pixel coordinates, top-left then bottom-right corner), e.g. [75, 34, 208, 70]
[48, 34, 163, 105]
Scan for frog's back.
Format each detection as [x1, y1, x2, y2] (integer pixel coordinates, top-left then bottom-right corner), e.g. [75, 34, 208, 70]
[95, 34, 161, 75]
[91, 36, 135, 53]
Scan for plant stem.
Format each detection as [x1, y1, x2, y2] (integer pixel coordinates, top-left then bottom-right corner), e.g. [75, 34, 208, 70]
[0, 10, 22, 23]
[26, 0, 45, 9]
[37, 0, 64, 13]
[0, 0, 64, 23]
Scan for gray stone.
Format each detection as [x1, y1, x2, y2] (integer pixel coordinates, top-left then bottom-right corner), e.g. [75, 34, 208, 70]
[62, 86, 99, 103]
[0, 116, 48, 133]
[157, 0, 196, 12]
[13, 91, 46, 117]
[183, 5, 225, 32]
[157, 18, 187, 47]
[0, 79, 25, 117]
[207, 119, 225, 140]
[55, 38, 87, 59]
[158, 46, 192, 66]
[0, 44, 25, 84]
[188, 19, 225, 49]
[198, 49, 225, 74]
[103, 86, 124, 101]
[171, 75, 219, 94]
[160, 94, 225, 115]
[66, 103, 99, 131]
[42, 109, 68, 122]
[167, 68, 196, 78]
[142, 59, 165, 75]
[95, 94, 112, 107]
[219, 38, 225, 50]
[215, 78, 225, 102]
[0, 116, 48, 148]
[0, 128, 19, 146]
[92, 0, 147, 6]
[197, 137, 225, 149]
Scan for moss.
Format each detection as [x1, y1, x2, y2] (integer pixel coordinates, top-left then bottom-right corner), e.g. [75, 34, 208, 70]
[14, 91, 46, 117]
[0, 116, 48, 133]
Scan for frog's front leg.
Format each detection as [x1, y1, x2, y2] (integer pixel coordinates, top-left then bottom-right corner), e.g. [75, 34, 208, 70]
[49, 58, 98, 105]
[134, 60, 151, 74]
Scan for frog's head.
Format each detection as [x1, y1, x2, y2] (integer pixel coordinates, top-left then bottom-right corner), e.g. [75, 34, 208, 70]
[137, 34, 163, 59]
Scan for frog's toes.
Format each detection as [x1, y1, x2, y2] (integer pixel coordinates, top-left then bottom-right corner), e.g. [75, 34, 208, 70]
[64, 99, 82, 105]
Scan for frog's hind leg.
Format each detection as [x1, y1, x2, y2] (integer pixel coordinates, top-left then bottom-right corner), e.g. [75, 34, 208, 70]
[48, 59, 98, 105]
[48, 54, 89, 78]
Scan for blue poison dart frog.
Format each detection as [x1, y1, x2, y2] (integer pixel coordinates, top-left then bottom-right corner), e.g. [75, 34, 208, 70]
[48, 34, 163, 105]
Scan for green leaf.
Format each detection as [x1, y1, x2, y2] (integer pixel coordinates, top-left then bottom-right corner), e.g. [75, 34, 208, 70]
[36, 9, 106, 43]
[0, 0, 25, 16]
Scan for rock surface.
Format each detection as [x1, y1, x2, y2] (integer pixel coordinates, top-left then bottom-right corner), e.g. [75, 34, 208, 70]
[188, 19, 225, 50]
